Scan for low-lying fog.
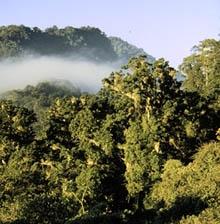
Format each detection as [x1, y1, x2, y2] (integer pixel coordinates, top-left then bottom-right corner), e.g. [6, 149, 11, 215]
[0, 55, 119, 93]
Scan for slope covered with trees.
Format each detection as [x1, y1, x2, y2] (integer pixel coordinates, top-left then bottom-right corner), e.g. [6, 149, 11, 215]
[0, 81, 80, 139]
[0, 25, 153, 63]
[109, 36, 154, 63]
[0, 39, 220, 224]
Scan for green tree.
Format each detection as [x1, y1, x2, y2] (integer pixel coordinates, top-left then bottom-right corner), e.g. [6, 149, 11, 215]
[150, 142, 220, 223]
[0, 100, 36, 146]
[109, 36, 154, 62]
[0, 55, 219, 223]
[103, 56, 220, 212]
[180, 39, 220, 97]
[2, 81, 80, 139]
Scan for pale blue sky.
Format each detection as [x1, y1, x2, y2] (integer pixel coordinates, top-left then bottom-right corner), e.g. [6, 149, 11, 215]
[1, 0, 219, 67]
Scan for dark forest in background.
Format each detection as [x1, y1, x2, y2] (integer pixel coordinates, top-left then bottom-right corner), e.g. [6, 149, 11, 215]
[0, 25, 154, 63]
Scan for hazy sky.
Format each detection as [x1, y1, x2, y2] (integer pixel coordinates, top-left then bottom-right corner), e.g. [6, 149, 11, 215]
[1, 0, 219, 67]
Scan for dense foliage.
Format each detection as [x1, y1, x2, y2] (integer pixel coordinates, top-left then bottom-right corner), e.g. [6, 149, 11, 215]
[150, 142, 220, 223]
[1, 81, 80, 139]
[0, 37, 220, 223]
[179, 39, 220, 97]
[0, 25, 152, 63]
[1, 80, 80, 109]
[109, 37, 154, 63]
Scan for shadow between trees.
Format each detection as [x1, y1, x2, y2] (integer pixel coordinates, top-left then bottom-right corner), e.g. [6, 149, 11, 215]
[5, 195, 207, 224]
[127, 196, 207, 224]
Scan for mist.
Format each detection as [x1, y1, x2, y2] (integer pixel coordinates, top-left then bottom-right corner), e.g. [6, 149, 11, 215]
[0, 55, 119, 94]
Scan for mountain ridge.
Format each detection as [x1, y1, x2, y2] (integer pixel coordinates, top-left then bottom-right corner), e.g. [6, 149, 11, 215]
[0, 25, 154, 63]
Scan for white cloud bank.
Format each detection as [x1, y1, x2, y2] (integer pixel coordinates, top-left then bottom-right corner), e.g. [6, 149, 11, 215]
[0, 55, 119, 93]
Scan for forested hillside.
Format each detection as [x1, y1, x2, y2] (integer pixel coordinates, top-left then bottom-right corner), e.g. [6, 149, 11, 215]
[0, 81, 81, 139]
[0, 36, 220, 223]
[0, 25, 153, 63]
[109, 37, 154, 63]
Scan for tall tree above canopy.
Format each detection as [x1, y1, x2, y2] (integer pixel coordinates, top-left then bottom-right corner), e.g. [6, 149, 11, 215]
[179, 39, 220, 96]
[102, 56, 220, 212]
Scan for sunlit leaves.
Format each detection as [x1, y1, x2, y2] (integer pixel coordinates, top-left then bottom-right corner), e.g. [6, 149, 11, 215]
[180, 39, 220, 96]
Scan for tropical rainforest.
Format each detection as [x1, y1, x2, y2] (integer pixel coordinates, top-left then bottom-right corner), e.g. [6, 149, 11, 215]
[0, 25, 220, 224]
[0, 25, 153, 63]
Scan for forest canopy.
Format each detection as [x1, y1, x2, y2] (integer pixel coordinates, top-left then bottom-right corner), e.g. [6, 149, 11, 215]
[0, 29, 220, 223]
[0, 25, 153, 63]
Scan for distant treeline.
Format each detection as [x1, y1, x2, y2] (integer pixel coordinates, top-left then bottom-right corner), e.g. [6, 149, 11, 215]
[0, 25, 153, 62]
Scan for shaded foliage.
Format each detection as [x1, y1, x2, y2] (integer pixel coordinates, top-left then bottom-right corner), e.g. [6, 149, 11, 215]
[0, 25, 154, 63]
[1, 81, 80, 139]
[109, 36, 154, 63]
